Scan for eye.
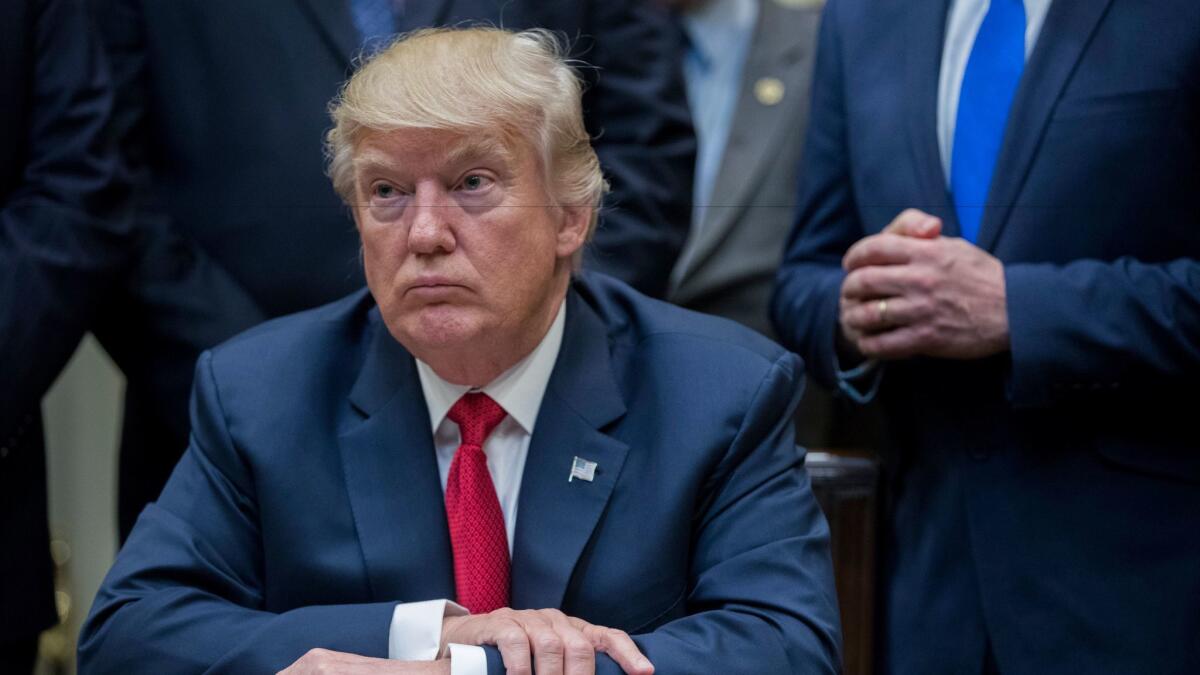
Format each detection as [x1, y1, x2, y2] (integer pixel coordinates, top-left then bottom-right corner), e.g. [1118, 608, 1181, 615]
[372, 183, 399, 199]
[460, 174, 493, 191]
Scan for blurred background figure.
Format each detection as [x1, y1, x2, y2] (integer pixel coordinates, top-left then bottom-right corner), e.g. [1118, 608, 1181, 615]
[86, 0, 696, 541]
[661, 0, 884, 452]
[773, 0, 1200, 673]
[0, 0, 132, 672]
[666, 0, 820, 340]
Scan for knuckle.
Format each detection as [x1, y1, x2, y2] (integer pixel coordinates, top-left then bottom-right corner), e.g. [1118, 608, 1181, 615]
[534, 633, 564, 653]
[564, 637, 593, 658]
[499, 627, 528, 647]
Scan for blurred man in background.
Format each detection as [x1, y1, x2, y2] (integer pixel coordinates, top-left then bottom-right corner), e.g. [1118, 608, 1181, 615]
[88, 0, 696, 540]
[666, 0, 821, 340]
[0, 0, 132, 671]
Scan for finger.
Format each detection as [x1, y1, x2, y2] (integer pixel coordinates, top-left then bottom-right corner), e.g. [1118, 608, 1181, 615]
[594, 627, 653, 675]
[843, 233, 925, 271]
[883, 208, 942, 238]
[541, 611, 595, 675]
[511, 613, 565, 675]
[491, 618, 534, 675]
[842, 295, 928, 334]
[841, 265, 925, 300]
[856, 324, 933, 360]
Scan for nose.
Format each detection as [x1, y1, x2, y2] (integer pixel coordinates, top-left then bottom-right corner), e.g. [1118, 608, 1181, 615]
[406, 183, 456, 256]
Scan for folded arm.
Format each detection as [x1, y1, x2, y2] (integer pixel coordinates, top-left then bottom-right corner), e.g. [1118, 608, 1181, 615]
[78, 352, 397, 674]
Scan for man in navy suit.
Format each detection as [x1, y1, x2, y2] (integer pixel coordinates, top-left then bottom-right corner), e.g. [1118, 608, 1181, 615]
[0, 0, 132, 671]
[80, 28, 840, 675]
[88, 0, 696, 541]
[772, 0, 1200, 673]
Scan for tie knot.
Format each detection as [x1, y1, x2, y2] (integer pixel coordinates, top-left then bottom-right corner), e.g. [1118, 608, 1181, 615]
[447, 392, 507, 447]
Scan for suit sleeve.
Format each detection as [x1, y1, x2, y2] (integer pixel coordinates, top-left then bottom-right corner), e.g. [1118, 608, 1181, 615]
[610, 351, 841, 673]
[77, 351, 395, 674]
[579, 0, 695, 299]
[1005, 257, 1200, 408]
[0, 0, 133, 433]
[769, 0, 862, 391]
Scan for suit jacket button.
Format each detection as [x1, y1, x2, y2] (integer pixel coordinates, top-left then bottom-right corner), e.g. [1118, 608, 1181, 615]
[1, 446, 9, 459]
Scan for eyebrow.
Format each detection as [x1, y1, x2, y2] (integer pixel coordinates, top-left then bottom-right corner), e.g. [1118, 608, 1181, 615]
[443, 136, 515, 170]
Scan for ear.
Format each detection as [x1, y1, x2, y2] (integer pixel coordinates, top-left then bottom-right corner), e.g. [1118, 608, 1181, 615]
[555, 204, 591, 259]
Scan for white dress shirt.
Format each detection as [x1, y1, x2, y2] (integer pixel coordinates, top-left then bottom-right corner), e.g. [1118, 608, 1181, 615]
[937, 0, 1054, 180]
[387, 300, 567, 675]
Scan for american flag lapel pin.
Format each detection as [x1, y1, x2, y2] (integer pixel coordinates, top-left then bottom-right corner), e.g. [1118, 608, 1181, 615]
[569, 456, 597, 483]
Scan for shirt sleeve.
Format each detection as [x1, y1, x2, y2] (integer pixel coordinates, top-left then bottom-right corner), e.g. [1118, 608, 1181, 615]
[448, 643, 489, 675]
[834, 356, 884, 404]
[387, 599, 468, 661]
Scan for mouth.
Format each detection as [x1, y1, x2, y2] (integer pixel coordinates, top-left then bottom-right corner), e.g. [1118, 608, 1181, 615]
[405, 278, 468, 299]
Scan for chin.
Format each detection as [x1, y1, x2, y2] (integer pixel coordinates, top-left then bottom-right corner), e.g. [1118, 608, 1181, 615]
[395, 304, 485, 354]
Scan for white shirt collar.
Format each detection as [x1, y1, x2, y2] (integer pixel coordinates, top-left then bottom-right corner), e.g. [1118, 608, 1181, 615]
[415, 299, 566, 436]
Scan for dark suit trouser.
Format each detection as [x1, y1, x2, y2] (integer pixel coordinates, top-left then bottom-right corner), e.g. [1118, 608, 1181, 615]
[0, 638, 37, 675]
[117, 382, 188, 541]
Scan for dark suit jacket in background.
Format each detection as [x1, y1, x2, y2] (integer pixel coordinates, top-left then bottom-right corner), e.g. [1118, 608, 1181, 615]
[88, 0, 697, 539]
[772, 0, 1200, 673]
[79, 273, 841, 674]
[0, 0, 132, 644]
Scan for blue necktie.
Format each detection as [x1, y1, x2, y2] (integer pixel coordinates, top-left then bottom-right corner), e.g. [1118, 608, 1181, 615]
[951, 0, 1026, 243]
[350, 0, 396, 53]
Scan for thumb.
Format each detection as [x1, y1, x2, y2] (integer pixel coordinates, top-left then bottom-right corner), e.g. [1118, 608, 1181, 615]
[884, 208, 942, 238]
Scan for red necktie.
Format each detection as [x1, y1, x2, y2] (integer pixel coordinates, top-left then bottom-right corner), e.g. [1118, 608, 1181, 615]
[445, 392, 510, 614]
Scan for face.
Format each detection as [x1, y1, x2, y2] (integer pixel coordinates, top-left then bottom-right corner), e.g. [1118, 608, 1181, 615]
[352, 128, 588, 381]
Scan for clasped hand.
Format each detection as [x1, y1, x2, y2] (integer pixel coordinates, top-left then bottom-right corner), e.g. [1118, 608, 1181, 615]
[838, 209, 1010, 361]
[278, 607, 653, 675]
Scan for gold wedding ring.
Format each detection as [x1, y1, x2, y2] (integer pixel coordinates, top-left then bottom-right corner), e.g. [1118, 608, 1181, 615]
[877, 299, 889, 325]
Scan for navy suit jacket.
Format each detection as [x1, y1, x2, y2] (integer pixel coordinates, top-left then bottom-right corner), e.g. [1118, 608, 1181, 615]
[772, 1, 1200, 673]
[87, 0, 696, 539]
[80, 273, 841, 674]
[0, 0, 132, 641]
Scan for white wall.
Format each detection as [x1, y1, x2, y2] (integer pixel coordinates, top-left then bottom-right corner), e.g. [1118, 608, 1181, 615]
[38, 335, 123, 675]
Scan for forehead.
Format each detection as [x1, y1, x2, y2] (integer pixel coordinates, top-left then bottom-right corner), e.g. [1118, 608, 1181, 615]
[353, 128, 524, 175]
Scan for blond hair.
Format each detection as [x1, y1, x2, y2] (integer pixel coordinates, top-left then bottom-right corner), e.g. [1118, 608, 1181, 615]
[326, 27, 608, 241]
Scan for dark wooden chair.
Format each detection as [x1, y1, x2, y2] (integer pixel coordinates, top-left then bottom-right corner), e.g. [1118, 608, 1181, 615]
[807, 450, 879, 675]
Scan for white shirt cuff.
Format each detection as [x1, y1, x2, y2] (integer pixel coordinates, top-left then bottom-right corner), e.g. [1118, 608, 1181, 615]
[449, 643, 489, 675]
[387, 599, 469, 661]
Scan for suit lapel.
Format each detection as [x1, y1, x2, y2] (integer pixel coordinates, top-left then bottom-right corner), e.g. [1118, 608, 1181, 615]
[904, 0, 958, 235]
[510, 290, 630, 610]
[679, 2, 822, 283]
[339, 311, 456, 602]
[296, 0, 361, 69]
[976, 0, 1114, 251]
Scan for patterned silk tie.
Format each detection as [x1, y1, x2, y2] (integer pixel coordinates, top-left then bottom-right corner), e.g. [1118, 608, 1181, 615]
[445, 392, 510, 614]
[951, 0, 1026, 243]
